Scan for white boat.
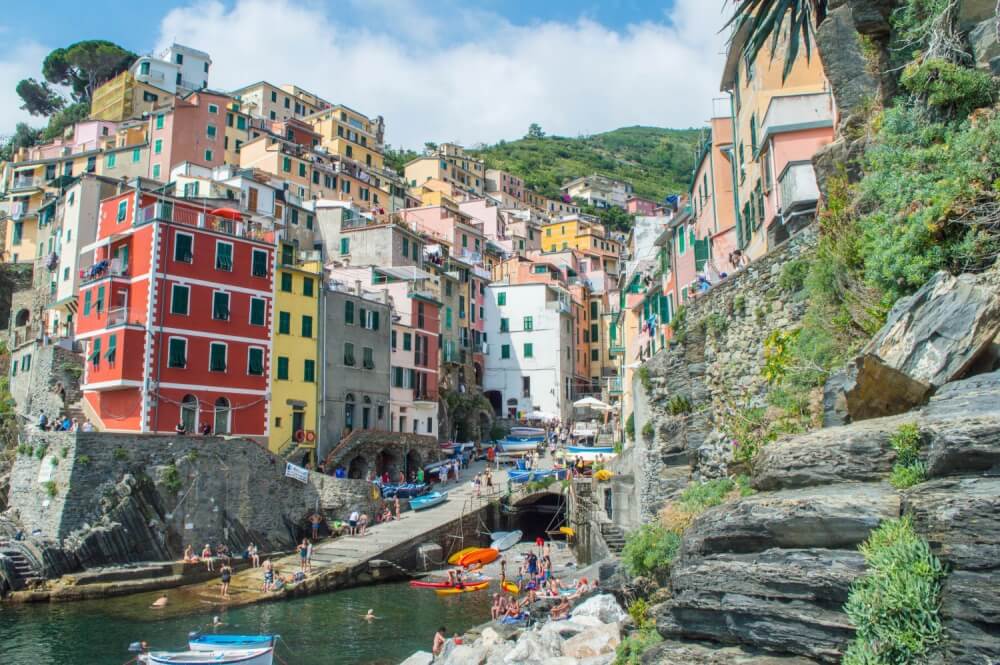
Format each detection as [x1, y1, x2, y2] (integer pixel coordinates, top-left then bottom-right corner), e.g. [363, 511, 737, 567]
[145, 647, 274, 665]
[491, 529, 523, 551]
[510, 426, 546, 437]
[566, 445, 616, 462]
[189, 635, 275, 652]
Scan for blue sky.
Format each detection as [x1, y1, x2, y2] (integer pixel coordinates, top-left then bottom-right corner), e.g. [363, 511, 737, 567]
[0, 0, 728, 146]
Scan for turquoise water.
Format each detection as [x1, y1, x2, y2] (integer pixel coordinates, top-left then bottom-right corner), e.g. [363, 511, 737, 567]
[0, 582, 492, 664]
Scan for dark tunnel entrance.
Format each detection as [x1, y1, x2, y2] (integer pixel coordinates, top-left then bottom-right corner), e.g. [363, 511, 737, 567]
[503, 493, 567, 543]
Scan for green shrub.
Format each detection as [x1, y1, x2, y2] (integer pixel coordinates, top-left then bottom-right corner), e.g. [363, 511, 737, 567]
[666, 394, 692, 415]
[888, 423, 927, 489]
[627, 598, 655, 630]
[34, 444, 48, 460]
[622, 524, 681, 577]
[16, 443, 31, 456]
[901, 59, 995, 119]
[186, 448, 200, 463]
[843, 517, 946, 664]
[637, 366, 652, 392]
[43, 480, 58, 497]
[113, 447, 128, 461]
[722, 407, 774, 467]
[733, 294, 746, 314]
[614, 628, 662, 665]
[162, 463, 182, 494]
[778, 258, 810, 292]
[678, 478, 736, 514]
[703, 313, 728, 337]
[625, 413, 635, 440]
[671, 306, 688, 344]
[76, 454, 91, 465]
[641, 422, 654, 439]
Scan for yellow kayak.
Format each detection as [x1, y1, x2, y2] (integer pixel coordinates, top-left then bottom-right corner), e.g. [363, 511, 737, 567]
[448, 547, 480, 564]
[435, 581, 489, 595]
[502, 580, 520, 594]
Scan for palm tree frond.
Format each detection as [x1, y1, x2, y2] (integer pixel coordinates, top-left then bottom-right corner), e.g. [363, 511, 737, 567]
[726, 0, 828, 82]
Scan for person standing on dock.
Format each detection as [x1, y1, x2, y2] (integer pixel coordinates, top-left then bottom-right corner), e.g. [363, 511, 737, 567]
[432, 627, 447, 658]
[219, 563, 232, 599]
[298, 539, 309, 572]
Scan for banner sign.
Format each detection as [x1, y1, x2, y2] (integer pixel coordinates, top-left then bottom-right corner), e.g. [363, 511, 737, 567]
[284, 462, 310, 483]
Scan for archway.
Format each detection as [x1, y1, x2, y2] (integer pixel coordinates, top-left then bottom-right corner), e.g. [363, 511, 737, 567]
[14, 309, 29, 327]
[347, 454, 368, 479]
[214, 397, 231, 435]
[376, 448, 400, 480]
[405, 449, 422, 480]
[180, 394, 198, 433]
[484, 390, 502, 417]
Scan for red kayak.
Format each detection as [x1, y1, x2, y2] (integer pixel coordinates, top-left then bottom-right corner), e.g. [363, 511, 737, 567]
[409, 580, 453, 589]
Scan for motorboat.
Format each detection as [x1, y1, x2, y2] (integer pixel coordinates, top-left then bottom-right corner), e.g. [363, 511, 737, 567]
[189, 635, 274, 652]
[143, 647, 274, 665]
[508, 469, 568, 484]
[409, 491, 448, 511]
[566, 445, 616, 462]
[498, 436, 543, 453]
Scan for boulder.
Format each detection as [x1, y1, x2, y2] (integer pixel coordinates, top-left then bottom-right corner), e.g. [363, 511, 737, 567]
[641, 639, 822, 664]
[478, 627, 510, 648]
[443, 644, 484, 665]
[959, 0, 999, 30]
[821, 368, 851, 427]
[903, 477, 1000, 571]
[682, 484, 900, 556]
[816, 3, 880, 119]
[561, 623, 621, 659]
[842, 270, 1000, 421]
[540, 658, 578, 665]
[399, 652, 434, 665]
[970, 17, 1000, 74]
[570, 593, 627, 624]
[503, 630, 559, 664]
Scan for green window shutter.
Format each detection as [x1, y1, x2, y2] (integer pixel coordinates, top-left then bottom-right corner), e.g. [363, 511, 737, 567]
[590, 301, 598, 319]
[248, 348, 264, 375]
[303, 277, 314, 297]
[175, 234, 193, 262]
[278, 311, 290, 334]
[298, 163, 306, 177]
[363, 347, 374, 369]
[106, 334, 117, 362]
[304, 359, 315, 382]
[500, 318, 509, 332]
[344, 300, 354, 324]
[277, 356, 289, 380]
[171, 285, 189, 315]
[252, 250, 268, 277]
[212, 292, 230, 320]
[301, 315, 313, 338]
[371, 311, 379, 330]
[392, 367, 403, 387]
[501, 344, 510, 359]
[209, 343, 227, 371]
[524, 343, 533, 358]
[590, 323, 599, 340]
[694, 238, 710, 271]
[306, 214, 314, 230]
[84, 291, 92, 316]
[90, 338, 101, 366]
[445, 308, 453, 329]
[283, 157, 292, 172]
[403, 333, 412, 351]
[340, 238, 350, 255]
[344, 342, 355, 365]
[215, 242, 233, 270]
[497, 292, 506, 305]
[523, 316, 533, 331]
[402, 238, 409, 257]
[250, 298, 265, 326]
[391, 330, 397, 349]
[591, 349, 599, 361]
[168, 339, 186, 367]
[132, 148, 140, 162]
[281, 273, 292, 292]
[359, 307, 367, 328]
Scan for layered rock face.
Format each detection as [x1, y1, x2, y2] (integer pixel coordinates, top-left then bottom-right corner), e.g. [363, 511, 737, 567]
[652, 371, 1000, 664]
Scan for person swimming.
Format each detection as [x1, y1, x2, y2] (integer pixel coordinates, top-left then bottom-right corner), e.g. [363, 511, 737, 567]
[150, 593, 168, 608]
[363, 609, 377, 621]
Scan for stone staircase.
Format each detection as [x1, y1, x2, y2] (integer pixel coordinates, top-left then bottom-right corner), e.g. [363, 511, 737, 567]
[600, 522, 626, 555]
[0, 547, 36, 588]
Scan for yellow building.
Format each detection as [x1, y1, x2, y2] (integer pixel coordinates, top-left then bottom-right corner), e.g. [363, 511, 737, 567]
[90, 70, 169, 122]
[307, 104, 385, 170]
[270, 246, 322, 460]
[223, 101, 252, 165]
[540, 215, 621, 273]
[721, 22, 829, 260]
[405, 143, 484, 196]
[3, 166, 52, 264]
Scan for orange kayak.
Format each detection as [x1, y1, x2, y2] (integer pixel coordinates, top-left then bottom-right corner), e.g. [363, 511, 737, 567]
[434, 581, 489, 595]
[447, 547, 480, 564]
[458, 547, 499, 568]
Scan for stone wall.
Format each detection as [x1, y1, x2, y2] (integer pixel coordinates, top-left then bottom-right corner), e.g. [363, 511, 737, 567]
[4, 432, 378, 575]
[615, 225, 817, 523]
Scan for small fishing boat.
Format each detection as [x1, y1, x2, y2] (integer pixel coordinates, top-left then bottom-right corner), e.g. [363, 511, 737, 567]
[498, 437, 543, 453]
[447, 546, 481, 564]
[566, 445, 616, 462]
[458, 547, 499, 568]
[508, 469, 568, 484]
[491, 530, 522, 552]
[510, 426, 546, 438]
[434, 580, 489, 595]
[409, 491, 448, 511]
[144, 647, 274, 665]
[189, 635, 274, 652]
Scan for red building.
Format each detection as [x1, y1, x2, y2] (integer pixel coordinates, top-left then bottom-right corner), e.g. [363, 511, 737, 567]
[76, 185, 275, 436]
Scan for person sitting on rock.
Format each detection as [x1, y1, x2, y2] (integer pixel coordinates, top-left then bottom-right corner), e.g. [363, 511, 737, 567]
[550, 596, 571, 620]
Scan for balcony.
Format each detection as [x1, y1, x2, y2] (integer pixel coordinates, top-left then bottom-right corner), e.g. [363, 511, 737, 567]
[136, 203, 268, 241]
[606, 377, 623, 395]
[106, 307, 131, 327]
[81, 259, 128, 284]
[414, 391, 438, 405]
[778, 161, 821, 213]
[759, 92, 834, 147]
[11, 176, 41, 192]
[546, 300, 571, 314]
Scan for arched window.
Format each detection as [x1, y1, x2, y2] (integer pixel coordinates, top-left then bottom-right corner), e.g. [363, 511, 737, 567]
[180, 394, 198, 433]
[344, 393, 355, 432]
[214, 397, 231, 435]
[14, 309, 29, 327]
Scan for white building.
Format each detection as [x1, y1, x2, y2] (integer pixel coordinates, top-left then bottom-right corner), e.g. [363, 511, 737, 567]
[561, 174, 633, 210]
[132, 43, 211, 95]
[484, 282, 575, 422]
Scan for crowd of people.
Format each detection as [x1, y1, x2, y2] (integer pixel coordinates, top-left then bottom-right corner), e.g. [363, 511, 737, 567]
[35, 413, 91, 432]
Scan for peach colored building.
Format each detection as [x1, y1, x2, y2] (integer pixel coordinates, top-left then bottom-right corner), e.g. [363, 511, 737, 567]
[147, 90, 232, 181]
[626, 196, 658, 215]
[690, 116, 739, 275]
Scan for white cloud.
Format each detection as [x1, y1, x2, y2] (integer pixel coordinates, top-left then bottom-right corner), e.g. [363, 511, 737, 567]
[157, 0, 729, 148]
[0, 34, 50, 138]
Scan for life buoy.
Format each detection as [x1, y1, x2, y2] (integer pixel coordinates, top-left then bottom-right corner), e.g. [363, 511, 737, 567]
[294, 430, 306, 443]
[305, 430, 316, 442]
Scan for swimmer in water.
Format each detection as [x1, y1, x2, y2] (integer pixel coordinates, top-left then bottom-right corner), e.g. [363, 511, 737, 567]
[363, 609, 377, 621]
[150, 593, 168, 608]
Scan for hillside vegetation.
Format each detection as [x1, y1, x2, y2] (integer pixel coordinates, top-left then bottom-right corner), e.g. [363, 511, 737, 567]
[471, 126, 701, 202]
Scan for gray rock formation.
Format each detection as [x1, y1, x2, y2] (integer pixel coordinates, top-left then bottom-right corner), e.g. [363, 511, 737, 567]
[817, 3, 880, 121]
[970, 16, 1000, 74]
[642, 640, 820, 664]
[842, 269, 1000, 421]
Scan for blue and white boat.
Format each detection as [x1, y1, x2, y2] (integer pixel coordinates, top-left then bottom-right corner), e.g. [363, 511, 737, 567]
[189, 635, 275, 652]
[145, 647, 274, 665]
[510, 426, 546, 438]
[566, 445, 616, 462]
[509, 469, 568, 484]
[409, 491, 448, 511]
[499, 436, 544, 453]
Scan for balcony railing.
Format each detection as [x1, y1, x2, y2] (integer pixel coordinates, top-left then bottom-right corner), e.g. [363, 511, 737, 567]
[11, 176, 41, 191]
[414, 392, 438, 403]
[81, 259, 128, 284]
[106, 306, 129, 326]
[546, 300, 571, 314]
[606, 377, 623, 395]
[760, 92, 834, 145]
[137, 203, 268, 241]
[778, 162, 821, 213]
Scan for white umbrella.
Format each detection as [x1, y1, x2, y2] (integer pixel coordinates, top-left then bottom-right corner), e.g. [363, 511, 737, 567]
[527, 410, 556, 421]
[573, 396, 612, 411]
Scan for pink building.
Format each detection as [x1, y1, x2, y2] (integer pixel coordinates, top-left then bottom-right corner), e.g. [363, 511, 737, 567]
[626, 196, 658, 216]
[690, 116, 739, 275]
[148, 90, 231, 181]
[459, 199, 506, 242]
[402, 205, 486, 263]
[24, 120, 121, 161]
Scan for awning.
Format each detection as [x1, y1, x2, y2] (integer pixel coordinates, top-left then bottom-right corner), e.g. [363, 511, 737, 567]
[374, 265, 432, 281]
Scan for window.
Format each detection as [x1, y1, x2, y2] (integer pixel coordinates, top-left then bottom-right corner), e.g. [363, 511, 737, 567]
[250, 298, 266, 326]
[106, 334, 117, 364]
[523, 316, 533, 331]
[282, 157, 292, 173]
[590, 301, 598, 319]
[278, 311, 290, 334]
[215, 241, 233, 271]
[154, 139, 162, 154]
[208, 103, 218, 114]
[500, 318, 509, 333]
[171, 284, 190, 315]
[175, 53, 183, 65]
[83, 291, 92, 315]
[344, 342, 355, 366]
[236, 116, 246, 130]
[344, 300, 354, 324]
[204, 149, 213, 162]
[301, 315, 313, 338]
[340, 238, 350, 255]
[403, 333, 412, 351]
[155, 113, 164, 129]
[522, 376, 531, 398]
[304, 359, 316, 382]
[445, 307, 453, 329]
[497, 292, 506, 305]
[276, 356, 289, 380]
[306, 214, 314, 230]
[280, 272, 292, 292]
[298, 163, 306, 178]
[302, 277, 314, 297]
[524, 343, 534, 358]
[251, 249, 268, 277]
[152, 164, 161, 179]
[167, 338, 187, 368]
[212, 292, 230, 320]
[209, 343, 227, 372]
[591, 349, 600, 361]
[271, 90, 278, 103]
[248, 347, 265, 376]
[362, 347, 374, 369]
[106, 153, 116, 169]
[140, 61, 150, 75]
[677, 225, 686, 255]
[116, 199, 128, 221]
[501, 344, 510, 359]
[174, 232, 193, 263]
[391, 330, 397, 350]
[207, 125, 217, 139]
[89, 338, 101, 368]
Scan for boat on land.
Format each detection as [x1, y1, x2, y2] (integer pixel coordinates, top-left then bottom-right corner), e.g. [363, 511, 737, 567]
[189, 635, 275, 652]
[447, 546, 481, 564]
[510, 426, 546, 438]
[144, 647, 274, 665]
[458, 547, 499, 568]
[501, 580, 520, 594]
[566, 445, 616, 461]
[491, 530, 523, 551]
[498, 437, 543, 453]
[409, 491, 448, 511]
[380, 483, 429, 499]
[508, 469, 567, 484]
[434, 580, 489, 595]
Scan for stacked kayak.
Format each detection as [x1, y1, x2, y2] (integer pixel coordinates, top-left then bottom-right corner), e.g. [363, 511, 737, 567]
[448, 546, 480, 564]
[380, 483, 428, 499]
[458, 547, 499, 567]
[435, 581, 489, 595]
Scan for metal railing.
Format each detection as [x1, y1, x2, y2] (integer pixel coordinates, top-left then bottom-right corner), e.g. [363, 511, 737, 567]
[106, 307, 129, 326]
[11, 176, 40, 190]
[136, 203, 268, 240]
